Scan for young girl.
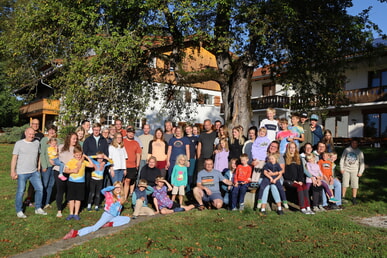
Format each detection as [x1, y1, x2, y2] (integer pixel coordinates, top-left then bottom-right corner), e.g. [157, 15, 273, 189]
[170, 154, 188, 205]
[251, 127, 271, 187]
[322, 129, 335, 153]
[131, 179, 155, 219]
[231, 154, 252, 211]
[214, 139, 230, 172]
[63, 181, 130, 239]
[75, 126, 86, 147]
[228, 126, 246, 160]
[47, 138, 66, 181]
[152, 176, 195, 214]
[109, 133, 128, 184]
[221, 158, 237, 209]
[258, 153, 287, 215]
[64, 147, 95, 220]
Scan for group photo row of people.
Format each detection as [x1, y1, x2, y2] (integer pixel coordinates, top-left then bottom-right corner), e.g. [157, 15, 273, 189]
[11, 107, 365, 239]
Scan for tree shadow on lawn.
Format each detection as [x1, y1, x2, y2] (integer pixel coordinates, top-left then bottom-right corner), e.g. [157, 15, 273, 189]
[359, 167, 387, 203]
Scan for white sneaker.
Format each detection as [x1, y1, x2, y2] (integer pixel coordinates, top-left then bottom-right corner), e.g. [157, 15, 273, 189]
[17, 211, 27, 218]
[306, 210, 315, 215]
[35, 208, 47, 215]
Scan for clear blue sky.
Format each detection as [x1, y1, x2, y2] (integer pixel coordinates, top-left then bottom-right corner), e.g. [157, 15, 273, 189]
[348, 0, 387, 37]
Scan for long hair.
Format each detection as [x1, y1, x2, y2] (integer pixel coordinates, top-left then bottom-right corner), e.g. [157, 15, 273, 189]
[285, 142, 301, 165]
[112, 181, 123, 202]
[61, 133, 82, 153]
[75, 126, 86, 142]
[176, 154, 188, 167]
[218, 138, 229, 152]
[230, 126, 245, 145]
[153, 128, 164, 141]
[322, 129, 335, 151]
[111, 133, 124, 148]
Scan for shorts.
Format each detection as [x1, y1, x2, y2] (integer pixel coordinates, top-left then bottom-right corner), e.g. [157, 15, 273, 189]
[172, 185, 185, 195]
[125, 167, 138, 181]
[67, 181, 85, 201]
[202, 192, 223, 203]
[342, 170, 359, 189]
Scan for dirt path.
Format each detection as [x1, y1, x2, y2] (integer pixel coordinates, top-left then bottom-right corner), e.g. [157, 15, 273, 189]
[11, 214, 161, 258]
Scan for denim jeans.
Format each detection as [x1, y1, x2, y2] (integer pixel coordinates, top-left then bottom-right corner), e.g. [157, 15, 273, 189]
[112, 169, 124, 184]
[78, 211, 130, 236]
[52, 158, 65, 175]
[15, 171, 43, 212]
[186, 158, 196, 192]
[322, 178, 342, 206]
[41, 167, 55, 206]
[231, 183, 248, 209]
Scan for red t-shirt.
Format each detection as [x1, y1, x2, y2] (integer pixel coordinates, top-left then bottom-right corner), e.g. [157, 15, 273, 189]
[234, 164, 252, 183]
[123, 139, 141, 168]
[318, 159, 333, 178]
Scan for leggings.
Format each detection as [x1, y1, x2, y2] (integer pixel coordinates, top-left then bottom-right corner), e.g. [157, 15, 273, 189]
[88, 179, 103, 205]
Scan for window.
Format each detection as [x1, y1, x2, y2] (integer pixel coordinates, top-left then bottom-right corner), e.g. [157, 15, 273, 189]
[364, 112, 387, 137]
[263, 82, 275, 96]
[185, 91, 192, 103]
[106, 115, 114, 126]
[197, 93, 213, 105]
[369, 70, 387, 88]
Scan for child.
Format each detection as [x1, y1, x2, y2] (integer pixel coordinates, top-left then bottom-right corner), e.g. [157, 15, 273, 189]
[340, 138, 365, 205]
[64, 147, 95, 220]
[152, 176, 195, 214]
[305, 154, 338, 211]
[288, 114, 305, 148]
[214, 139, 230, 173]
[259, 107, 279, 142]
[87, 152, 113, 212]
[170, 154, 189, 205]
[318, 152, 335, 190]
[131, 179, 155, 219]
[63, 181, 130, 239]
[47, 138, 66, 181]
[258, 154, 287, 215]
[276, 118, 297, 154]
[231, 154, 252, 211]
[251, 127, 271, 187]
[221, 158, 237, 209]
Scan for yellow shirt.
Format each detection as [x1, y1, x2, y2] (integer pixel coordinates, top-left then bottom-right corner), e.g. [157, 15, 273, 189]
[66, 158, 89, 183]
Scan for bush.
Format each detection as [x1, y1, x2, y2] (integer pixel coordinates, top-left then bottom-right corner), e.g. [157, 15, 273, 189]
[58, 125, 77, 140]
[0, 124, 29, 143]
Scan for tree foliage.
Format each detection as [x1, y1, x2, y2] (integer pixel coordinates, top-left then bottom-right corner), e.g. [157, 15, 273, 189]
[1, 0, 382, 130]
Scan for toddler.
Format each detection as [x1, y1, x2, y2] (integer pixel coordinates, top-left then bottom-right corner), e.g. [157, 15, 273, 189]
[251, 127, 271, 187]
[47, 138, 66, 181]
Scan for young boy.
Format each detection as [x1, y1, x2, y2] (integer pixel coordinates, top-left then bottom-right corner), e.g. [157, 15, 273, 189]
[340, 138, 365, 205]
[64, 147, 94, 220]
[87, 152, 113, 211]
[131, 179, 155, 219]
[259, 107, 279, 142]
[288, 114, 304, 148]
[276, 118, 297, 154]
[251, 127, 271, 187]
[231, 154, 252, 211]
[318, 152, 335, 190]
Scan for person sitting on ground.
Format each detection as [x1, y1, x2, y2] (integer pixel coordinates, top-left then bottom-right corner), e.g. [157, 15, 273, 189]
[63, 181, 130, 239]
[139, 156, 161, 187]
[193, 159, 233, 210]
[152, 176, 195, 214]
[131, 179, 155, 219]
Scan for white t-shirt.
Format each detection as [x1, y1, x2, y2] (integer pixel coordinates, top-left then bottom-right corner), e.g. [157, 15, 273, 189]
[259, 119, 279, 142]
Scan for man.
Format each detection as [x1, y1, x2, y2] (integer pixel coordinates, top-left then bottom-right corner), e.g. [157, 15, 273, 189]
[196, 119, 217, 172]
[193, 159, 232, 210]
[123, 127, 142, 199]
[21, 118, 44, 141]
[299, 112, 312, 149]
[310, 114, 323, 148]
[81, 120, 91, 138]
[214, 120, 222, 132]
[138, 124, 153, 172]
[114, 119, 126, 138]
[11, 127, 47, 218]
[164, 120, 174, 144]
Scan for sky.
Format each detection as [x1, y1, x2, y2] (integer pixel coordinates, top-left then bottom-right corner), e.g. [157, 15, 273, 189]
[348, 0, 387, 37]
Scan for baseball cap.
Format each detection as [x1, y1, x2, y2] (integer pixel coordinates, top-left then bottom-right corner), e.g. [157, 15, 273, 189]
[310, 114, 319, 121]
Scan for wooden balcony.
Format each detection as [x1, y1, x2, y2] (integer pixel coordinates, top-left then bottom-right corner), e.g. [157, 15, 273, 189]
[20, 98, 60, 117]
[251, 95, 290, 110]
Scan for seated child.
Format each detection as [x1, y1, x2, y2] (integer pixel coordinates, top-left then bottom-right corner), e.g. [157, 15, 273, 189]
[318, 152, 335, 190]
[63, 181, 130, 239]
[131, 179, 155, 219]
[231, 154, 252, 211]
[152, 176, 195, 214]
[47, 138, 66, 181]
[250, 127, 271, 187]
[221, 158, 237, 209]
[87, 152, 113, 211]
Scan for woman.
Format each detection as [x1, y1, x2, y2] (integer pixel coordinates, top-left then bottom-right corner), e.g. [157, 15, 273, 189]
[40, 125, 58, 209]
[228, 126, 246, 160]
[139, 156, 161, 187]
[102, 127, 111, 144]
[109, 133, 128, 183]
[148, 128, 168, 177]
[55, 133, 82, 218]
[75, 126, 86, 147]
[322, 129, 335, 153]
[243, 126, 258, 163]
[214, 125, 229, 147]
[283, 142, 314, 215]
[166, 126, 190, 181]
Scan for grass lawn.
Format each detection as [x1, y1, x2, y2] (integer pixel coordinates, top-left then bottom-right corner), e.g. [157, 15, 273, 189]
[0, 144, 386, 257]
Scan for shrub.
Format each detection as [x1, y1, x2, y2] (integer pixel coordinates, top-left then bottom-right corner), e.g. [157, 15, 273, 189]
[0, 124, 29, 143]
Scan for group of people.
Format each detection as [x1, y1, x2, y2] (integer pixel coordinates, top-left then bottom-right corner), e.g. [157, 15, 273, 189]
[11, 109, 365, 239]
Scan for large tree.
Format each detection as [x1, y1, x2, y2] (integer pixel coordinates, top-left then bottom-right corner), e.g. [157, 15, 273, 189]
[1, 0, 381, 130]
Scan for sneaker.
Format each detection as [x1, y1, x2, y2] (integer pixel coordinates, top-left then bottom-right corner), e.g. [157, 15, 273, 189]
[66, 215, 74, 220]
[56, 211, 63, 218]
[277, 210, 284, 215]
[17, 211, 27, 218]
[102, 222, 113, 228]
[58, 174, 67, 181]
[330, 204, 341, 210]
[239, 204, 245, 211]
[94, 206, 99, 211]
[63, 229, 78, 240]
[257, 200, 262, 209]
[301, 209, 308, 214]
[352, 198, 357, 205]
[260, 210, 267, 215]
[87, 208, 92, 212]
[35, 208, 47, 215]
[313, 206, 320, 212]
[73, 215, 80, 220]
[283, 201, 289, 209]
[329, 197, 339, 203]
[231, 208, 238, 211]
[306, 210, 315, 215]
[44, 204, 52, 209]
[318, 205, 326, 212]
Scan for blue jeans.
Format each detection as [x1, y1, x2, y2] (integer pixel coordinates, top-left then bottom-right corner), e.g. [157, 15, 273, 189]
[15, 171, 43, 212]
[52, 158, 65, 175]
[322, 178, 342, 206]
[186, 158, 196, 192]
[78, 211, 130, 236]
[41, 167, 55, 206]
[112, 169, 124, 184]
[231, 183, 248, 209]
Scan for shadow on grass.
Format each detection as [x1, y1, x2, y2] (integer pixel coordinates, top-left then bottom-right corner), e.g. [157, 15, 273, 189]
[360, 167, 387, 202]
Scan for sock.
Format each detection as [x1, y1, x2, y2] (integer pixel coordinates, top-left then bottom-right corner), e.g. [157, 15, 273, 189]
[87, 204, 91, 209]
[306, 207, 311, 211]
[261, 208, 266, 211]
[278, 206, 282, 211]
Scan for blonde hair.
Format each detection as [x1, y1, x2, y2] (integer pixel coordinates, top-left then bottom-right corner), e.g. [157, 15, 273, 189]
[267, 153, 279, 163]
[218, 138, 229, 151]
[112, 181, 123, 202]
[111, 133, 124, 148]
[266, 107, 276, 115]
[230, 126, 245, 145]
[258, 127, 267, 135]
[75, 126, 86, 142]
[176, 154, 188, 167]
[305, 154, 315, 162]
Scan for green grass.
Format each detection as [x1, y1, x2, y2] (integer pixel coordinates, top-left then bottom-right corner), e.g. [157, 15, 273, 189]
[0, 144, 386, 257]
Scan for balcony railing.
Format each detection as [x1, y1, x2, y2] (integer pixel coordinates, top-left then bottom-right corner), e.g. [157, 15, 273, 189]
[20, 98, 60, 116]
[251, 95, 290, 110]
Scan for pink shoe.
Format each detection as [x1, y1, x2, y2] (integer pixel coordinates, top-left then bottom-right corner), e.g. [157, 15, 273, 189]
[101, 222, 113, 228]
[58, 174, 67, 181]
[63, 229, 78, 240]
